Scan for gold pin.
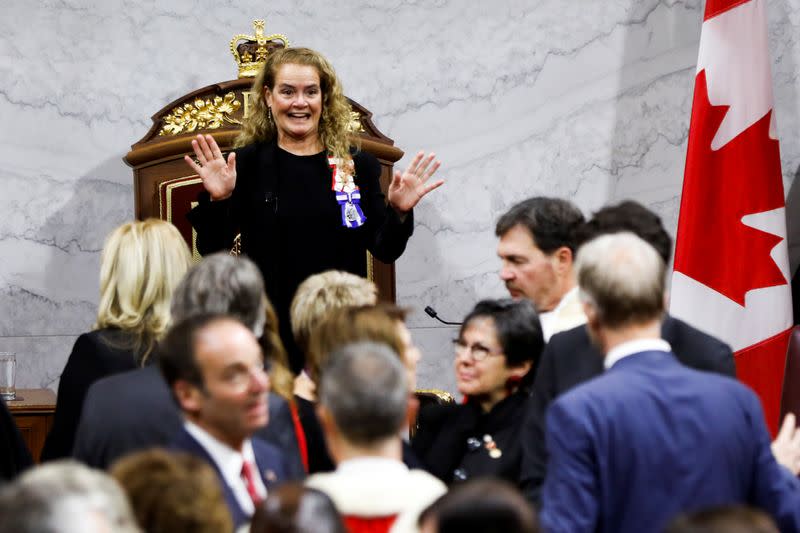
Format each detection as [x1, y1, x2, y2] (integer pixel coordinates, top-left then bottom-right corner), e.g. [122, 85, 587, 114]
[489, 449, 502, 459]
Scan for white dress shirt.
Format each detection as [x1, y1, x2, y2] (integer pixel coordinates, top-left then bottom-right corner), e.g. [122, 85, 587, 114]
[184, 421, 267, 515]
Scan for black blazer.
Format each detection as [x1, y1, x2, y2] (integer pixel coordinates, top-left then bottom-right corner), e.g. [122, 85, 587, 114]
[187, 140, 413, 372]
[520, 314, 735, 505]
[41, 329, 141, 461]
[412, 392, 528, 485]
[73, 364, 305, 479]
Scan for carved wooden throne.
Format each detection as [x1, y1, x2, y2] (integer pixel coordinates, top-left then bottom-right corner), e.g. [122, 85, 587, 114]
[123, 20, 404, 300]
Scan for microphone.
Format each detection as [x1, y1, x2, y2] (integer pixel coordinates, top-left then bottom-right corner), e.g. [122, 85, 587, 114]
[424, 306, 462, 326]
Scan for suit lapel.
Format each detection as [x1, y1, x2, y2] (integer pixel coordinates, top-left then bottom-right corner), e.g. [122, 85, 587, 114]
[173, 428, 248, 527]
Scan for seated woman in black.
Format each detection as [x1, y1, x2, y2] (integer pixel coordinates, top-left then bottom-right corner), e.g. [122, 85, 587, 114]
[41, 219, 192, 460]
[412, 299, 544, 484]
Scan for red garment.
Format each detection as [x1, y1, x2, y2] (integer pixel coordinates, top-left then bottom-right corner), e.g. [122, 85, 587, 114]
[343, 515, 398, 533]
[288, 401, 309, 472]
[241, 460, 262, 506]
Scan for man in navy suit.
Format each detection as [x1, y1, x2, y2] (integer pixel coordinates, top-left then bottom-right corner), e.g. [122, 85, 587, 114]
[159, 313, 287, 529]
[539, 232, 800, 533]
[520, 201, 738, 504]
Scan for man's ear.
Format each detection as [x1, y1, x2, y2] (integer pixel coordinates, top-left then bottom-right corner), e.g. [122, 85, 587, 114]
[174, 380, 203, 414]
[316, 404, 338, 439]
[316, 404, 342, 463]
[582, 301, 599, 329]
[552, 246, 574, 275]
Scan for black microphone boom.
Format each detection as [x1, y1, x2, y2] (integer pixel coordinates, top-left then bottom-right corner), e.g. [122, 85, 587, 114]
[424, 306, 462, 326]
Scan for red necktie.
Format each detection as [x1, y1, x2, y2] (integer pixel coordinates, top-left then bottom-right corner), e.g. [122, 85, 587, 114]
[241, 460, 263, 507]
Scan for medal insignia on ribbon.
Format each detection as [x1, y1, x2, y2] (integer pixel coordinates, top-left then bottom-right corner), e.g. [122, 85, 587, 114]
[329, 156, 366, 228]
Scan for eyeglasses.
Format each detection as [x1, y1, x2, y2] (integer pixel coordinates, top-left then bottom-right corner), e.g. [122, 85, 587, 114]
[452, 339, 504, 362]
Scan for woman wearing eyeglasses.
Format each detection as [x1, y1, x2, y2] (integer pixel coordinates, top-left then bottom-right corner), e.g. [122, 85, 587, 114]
[412, 299, 544, 485]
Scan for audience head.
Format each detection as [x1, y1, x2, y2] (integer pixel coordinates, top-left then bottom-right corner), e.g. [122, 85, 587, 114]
[95, 218, 192, 364]
[238, 47, 354, 162]
[454, 299, 543, 411]
[419, 479, 538, 533]
[0, 460, 140, 533]
[495, 197, 584, 312]
[250, 482, 346, 533]
[159, 314, 269, 450]
[170, 253, 292, 400]
[110, 449, 233, 533]
[576, 200, 672, 263]
[308, 304, 418, 389]
[576, 232, 665, 341]
[317, 342, 408, 451]
[665, 506, 779, 533]
[290, 270, 378, 356]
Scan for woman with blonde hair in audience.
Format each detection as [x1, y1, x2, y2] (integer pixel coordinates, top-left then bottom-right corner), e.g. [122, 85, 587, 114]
[306, 302, 425, 469]
[41, 219, 192, 460]
[412, 299, 544, 485]
[287, 270, 378, 474]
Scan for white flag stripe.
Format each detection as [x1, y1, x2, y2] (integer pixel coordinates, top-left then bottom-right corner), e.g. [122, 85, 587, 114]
[696, 0, 773, 150]
[670, 272, 792, 352]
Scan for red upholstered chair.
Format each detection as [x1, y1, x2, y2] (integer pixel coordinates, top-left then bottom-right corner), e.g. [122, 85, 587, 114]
[779, 326, 800, 420]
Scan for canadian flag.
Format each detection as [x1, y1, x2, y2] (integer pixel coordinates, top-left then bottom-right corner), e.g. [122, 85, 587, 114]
[670, 0, 793, 434]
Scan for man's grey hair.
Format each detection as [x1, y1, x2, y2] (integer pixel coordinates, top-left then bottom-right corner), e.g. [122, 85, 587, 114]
[171, 253, 267, 337]
[575, 232, 665, 328]
[318, 342, 408, 446]
[0, 460, 141, 533]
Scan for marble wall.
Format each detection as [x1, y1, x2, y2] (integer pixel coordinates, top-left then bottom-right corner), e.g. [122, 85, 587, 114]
[3, 0, 800, 395]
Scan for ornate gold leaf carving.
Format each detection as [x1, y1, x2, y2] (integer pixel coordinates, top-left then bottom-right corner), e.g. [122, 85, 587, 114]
[347, 110, 365, 133]
[159, 92, 242, 136]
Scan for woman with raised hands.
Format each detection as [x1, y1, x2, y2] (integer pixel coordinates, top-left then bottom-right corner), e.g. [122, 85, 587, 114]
[186, 46, 442, 375]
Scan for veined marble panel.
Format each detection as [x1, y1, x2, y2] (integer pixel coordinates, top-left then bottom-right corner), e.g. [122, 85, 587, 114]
[3, 0, 800, 391]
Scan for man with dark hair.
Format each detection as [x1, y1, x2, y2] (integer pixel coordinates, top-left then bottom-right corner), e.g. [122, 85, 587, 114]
[161, 314, 286, 530]
[520, 200, 739, 505]
[306, 342, 445, 533]
[539, 233, 800, 533]
[496, 197, 585, 340]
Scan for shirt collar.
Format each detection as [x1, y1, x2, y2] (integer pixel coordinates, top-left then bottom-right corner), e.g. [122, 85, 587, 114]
[184, 421, 256, 482]
[337, 456, 408, 477]
[604, 338, 671, 370]
[539, 286, 579, 341]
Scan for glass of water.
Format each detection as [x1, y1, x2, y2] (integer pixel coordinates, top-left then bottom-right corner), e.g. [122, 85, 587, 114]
[0, 353, 16, 401]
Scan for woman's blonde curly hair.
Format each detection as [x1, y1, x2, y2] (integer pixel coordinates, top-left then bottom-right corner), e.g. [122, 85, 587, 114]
[235, 47, 357, 161]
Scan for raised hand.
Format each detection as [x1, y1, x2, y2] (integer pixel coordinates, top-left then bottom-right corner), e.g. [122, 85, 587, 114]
[387, 151, 444, 215]
[184, 134, 237, 201]
[771, 412, 800, 475]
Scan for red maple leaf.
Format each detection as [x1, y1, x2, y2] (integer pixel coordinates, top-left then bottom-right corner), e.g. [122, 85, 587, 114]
[673, 69, 786, 306]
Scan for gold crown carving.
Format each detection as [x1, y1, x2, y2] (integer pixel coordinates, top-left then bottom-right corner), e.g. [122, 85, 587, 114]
[230, 19, 289, 78]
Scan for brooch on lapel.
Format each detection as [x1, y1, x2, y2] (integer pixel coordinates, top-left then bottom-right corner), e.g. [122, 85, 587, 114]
[484, 434, 502, 459]
[329, 156, 366, 228]
[466, 434, 503, 459]
[262, 469, 277, 483]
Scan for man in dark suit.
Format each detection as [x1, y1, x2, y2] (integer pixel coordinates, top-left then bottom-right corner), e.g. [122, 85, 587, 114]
[539, 232, 800, 533]
[520, 201, 737, 504]
[159, 313, 287, 530]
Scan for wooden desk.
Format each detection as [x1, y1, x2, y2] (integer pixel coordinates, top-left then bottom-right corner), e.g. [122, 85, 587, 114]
[7, 388, 56, 463]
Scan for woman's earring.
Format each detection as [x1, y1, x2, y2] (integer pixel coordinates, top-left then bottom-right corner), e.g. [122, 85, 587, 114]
[268, 107, 273, 123]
